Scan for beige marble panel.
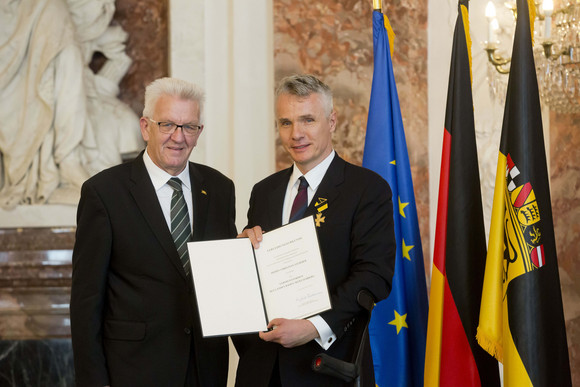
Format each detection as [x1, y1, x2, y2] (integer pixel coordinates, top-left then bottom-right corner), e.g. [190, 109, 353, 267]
[273, 0, 430, 267]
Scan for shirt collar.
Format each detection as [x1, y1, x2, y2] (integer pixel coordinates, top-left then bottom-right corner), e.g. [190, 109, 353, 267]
[143, 147, 191, 191]
[290, 150, 335, 190]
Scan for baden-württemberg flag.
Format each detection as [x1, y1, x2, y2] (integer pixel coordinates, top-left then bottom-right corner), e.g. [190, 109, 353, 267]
[424, 1, 500, 385]
[477, 0, 572, 385]
[363, 9, 428, 387]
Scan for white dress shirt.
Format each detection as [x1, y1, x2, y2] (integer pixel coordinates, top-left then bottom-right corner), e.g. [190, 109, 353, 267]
[142, 148, 194, 240]
[282, 150, 337, 350]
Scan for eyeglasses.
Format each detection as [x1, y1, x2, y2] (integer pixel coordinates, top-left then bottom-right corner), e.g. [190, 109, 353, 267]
[148, 118, 202, 136]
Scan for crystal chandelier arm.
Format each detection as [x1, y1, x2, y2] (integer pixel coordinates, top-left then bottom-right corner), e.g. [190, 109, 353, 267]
[541, 41, 571, 60]
[485, 47, 511, 74]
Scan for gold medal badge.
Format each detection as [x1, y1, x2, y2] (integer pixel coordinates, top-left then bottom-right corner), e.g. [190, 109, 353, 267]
[314, 198, 328, 227]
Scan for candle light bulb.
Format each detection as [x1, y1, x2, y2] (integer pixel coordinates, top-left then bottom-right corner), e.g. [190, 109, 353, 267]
[486, 1, 497, 19]
[543, 0, 553, 39]
[543, 0, 554, 15]
[486, 2, 498, 44]
[488, 17, 499, 44]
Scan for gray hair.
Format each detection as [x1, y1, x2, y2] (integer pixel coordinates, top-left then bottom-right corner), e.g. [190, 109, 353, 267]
[275, 74, 334, 116]
[143, 77, 205, 123]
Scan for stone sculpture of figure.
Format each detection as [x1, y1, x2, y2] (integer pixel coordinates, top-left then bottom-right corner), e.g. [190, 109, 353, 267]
[66, 0, 142, 172]
[0, 0, 96, 209]
[0, 0, 142, 210]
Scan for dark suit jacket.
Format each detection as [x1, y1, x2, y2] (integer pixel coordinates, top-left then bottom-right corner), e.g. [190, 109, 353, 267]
[233, 154, 396, 387]
[70, 151, 237, 387]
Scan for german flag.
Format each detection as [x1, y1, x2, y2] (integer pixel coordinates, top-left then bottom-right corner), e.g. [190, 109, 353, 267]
[476, 0, 572, 385]
[424, 1, 500, 385]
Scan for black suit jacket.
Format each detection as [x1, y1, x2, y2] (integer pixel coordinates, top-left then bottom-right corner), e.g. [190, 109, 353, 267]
[233, 154, 396, 387]
[70, 151, 237, 387]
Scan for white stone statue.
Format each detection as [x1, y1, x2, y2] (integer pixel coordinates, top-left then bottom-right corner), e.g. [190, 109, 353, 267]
[66, 0, 142, 175]
[0, 0, 142, 210]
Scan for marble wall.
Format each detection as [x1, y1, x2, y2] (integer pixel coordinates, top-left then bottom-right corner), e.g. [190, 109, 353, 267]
[550, 112, 580, 384]
[273, 0, 431, 270]
[110, 0, 168, 115]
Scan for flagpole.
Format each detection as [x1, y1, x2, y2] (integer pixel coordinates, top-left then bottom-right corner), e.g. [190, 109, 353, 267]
[373, 0, 382, 11]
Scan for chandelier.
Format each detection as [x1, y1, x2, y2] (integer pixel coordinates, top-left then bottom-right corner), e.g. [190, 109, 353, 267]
[484, 0, 580, 113]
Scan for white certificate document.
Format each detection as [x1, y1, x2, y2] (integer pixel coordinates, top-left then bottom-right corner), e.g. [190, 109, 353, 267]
[188, 216, 331, 337]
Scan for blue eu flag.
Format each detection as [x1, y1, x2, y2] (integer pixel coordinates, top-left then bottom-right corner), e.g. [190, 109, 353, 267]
[362, 10, 429, 387]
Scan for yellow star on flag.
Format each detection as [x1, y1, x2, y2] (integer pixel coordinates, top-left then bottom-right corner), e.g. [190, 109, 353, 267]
[390, 160, 396, 165]
[402, 239, 414, 261]
[388, 310, 408, 334]
[398, 196, 409, 218]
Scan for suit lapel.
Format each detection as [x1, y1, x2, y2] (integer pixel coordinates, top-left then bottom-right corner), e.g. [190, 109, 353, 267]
[129, 152, 187, 279]
[266, 168, 293, 230]
[189, 163, 209, 242]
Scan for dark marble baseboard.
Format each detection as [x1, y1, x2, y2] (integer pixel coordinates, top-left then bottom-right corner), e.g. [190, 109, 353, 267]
[0, 339, 74, 387]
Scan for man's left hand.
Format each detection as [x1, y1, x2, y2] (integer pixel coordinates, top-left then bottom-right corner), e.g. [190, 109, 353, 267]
[237, 226, 263, 249]
[258, 318, 319, 348]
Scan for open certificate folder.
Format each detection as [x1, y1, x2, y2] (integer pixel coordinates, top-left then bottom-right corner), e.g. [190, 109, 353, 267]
[187, 216, 331, 337]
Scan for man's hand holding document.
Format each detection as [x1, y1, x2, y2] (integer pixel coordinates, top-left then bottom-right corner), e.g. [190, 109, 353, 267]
[187, 216, 331, 337]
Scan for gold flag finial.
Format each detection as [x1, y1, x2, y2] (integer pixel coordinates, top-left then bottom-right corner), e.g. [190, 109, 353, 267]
[373, 0, 382, 11]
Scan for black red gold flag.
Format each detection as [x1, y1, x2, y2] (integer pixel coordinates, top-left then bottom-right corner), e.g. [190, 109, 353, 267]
[425, 1, 500, 385]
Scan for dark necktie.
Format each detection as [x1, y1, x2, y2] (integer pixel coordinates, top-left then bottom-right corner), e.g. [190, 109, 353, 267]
[289, 176, 309, 223]
[167, 178, 192, 276]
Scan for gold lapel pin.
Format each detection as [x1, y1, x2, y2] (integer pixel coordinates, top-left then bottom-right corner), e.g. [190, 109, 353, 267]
[315, 213, 326, 227]
[315, 197, 328, 212]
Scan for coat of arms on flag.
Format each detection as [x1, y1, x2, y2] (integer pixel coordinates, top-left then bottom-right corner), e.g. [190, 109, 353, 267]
[503, 153, 547, 288]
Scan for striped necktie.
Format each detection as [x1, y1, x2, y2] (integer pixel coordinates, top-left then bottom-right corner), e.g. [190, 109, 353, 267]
[167, 178, 192, 276]
[289, 176, 309, 222]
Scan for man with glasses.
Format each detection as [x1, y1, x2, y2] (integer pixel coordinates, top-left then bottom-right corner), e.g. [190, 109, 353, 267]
[70, 77, 237, 387]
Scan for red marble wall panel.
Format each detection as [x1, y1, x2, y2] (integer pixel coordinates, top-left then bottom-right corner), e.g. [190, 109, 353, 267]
[113, 0, 169, 115]
[550, 112, 580, 385]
